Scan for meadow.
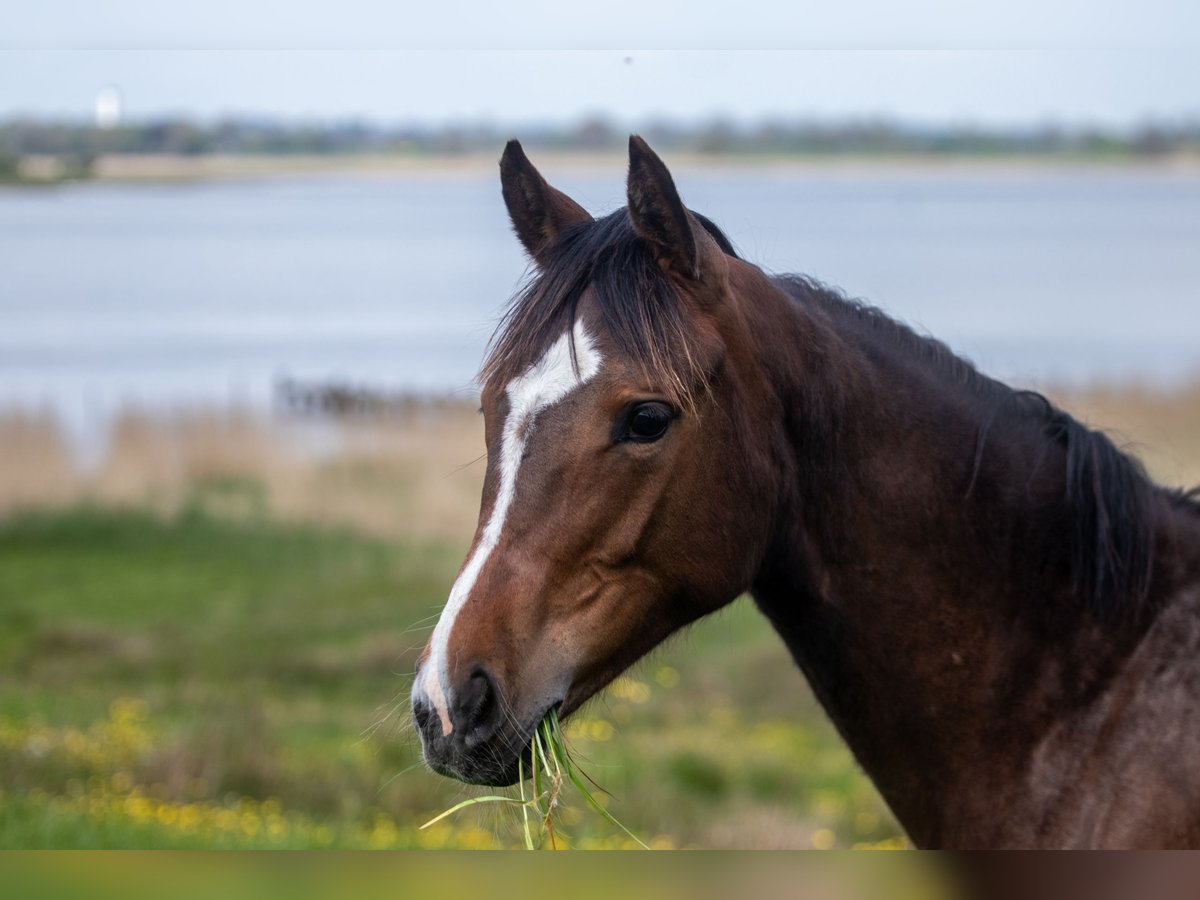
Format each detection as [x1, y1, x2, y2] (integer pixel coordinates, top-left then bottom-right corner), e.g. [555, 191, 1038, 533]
[1, 382, 1198, 849]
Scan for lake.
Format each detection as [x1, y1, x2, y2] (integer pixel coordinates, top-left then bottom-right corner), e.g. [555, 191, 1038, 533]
[2, 164, 1199, 449]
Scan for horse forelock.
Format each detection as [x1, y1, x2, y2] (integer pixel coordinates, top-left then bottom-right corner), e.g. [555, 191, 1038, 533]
[480, 209, 735, 411]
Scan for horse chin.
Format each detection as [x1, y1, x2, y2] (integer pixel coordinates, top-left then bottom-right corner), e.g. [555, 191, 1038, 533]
[424, 750, 523, 788]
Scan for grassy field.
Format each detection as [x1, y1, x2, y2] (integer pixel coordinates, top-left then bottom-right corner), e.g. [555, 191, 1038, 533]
[1, 383, 1197, 849]
[0, 504, 892, 849]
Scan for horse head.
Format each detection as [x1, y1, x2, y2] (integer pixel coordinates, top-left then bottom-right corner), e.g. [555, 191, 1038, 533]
[412, 137, 782, 784]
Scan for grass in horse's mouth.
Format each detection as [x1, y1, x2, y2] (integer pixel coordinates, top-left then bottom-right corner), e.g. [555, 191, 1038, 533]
[419, 708, 648, 849]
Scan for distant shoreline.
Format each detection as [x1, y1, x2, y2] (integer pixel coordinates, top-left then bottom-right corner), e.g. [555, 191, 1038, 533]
[7, 150, 1200, 186]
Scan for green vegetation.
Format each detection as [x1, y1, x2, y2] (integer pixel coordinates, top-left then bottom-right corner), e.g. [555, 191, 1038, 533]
[0, 504, 900, 849]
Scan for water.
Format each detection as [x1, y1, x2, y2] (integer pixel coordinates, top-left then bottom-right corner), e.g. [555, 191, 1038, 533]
[2, 166, 1199, 451]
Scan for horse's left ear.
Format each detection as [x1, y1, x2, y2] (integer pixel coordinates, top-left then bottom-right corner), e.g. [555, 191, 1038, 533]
[627, 135, 706, 281]
[500, 140, 593, 266]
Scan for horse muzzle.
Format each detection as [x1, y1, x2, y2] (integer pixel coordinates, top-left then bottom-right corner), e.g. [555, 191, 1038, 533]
[411, 662, 535, 786]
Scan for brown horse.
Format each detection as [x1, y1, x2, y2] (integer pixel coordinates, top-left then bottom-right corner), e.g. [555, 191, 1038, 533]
[411, 136, 1200, 848]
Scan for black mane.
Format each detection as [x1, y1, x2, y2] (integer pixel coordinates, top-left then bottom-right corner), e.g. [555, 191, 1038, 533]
[776, 274, 1174, 619]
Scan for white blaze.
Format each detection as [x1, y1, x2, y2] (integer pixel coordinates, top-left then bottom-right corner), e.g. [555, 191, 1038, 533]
[420, 321, 602, 735]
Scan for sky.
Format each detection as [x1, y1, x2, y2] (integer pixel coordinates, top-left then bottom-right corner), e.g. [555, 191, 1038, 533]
[2, 1, 1198, 126]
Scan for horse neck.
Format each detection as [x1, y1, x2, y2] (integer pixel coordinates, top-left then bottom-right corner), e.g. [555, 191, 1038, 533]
[730, 267, 1167, 846]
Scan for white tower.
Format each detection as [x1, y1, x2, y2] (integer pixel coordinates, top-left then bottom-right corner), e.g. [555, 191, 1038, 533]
[95, 86, 122, 129]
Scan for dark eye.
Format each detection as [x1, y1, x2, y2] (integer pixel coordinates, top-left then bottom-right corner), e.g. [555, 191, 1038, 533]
[621, 402, 674, 443]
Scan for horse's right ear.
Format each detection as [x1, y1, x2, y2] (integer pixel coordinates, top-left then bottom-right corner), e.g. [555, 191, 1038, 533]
[500, 140, 593, 266]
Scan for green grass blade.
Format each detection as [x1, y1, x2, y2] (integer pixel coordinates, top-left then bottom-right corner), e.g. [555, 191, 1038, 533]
[534, 724, 559, 802]
[530, 728, 544, 805]
[518, 754, 535, 850]
[540, 719, 562, 780]
[419, 795, 526, 830]
[547, 709, 649, 849]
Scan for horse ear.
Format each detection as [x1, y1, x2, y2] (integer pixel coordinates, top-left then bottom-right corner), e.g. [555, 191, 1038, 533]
[626, 135, 700, 280]
[500, 140, 592, 266]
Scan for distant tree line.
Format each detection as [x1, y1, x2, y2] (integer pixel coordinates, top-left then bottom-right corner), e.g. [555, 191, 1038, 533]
[2, 115, 1199, 160]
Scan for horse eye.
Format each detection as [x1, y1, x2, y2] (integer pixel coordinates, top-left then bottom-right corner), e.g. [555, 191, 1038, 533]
[622, 402, 674, 443]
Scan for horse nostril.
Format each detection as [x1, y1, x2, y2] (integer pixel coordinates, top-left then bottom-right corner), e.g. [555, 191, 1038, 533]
[413, 700, 432, 733]
[452, 666, 500, 742]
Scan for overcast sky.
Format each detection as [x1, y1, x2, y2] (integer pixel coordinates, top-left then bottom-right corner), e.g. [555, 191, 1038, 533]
[3, 1, 1198, 125]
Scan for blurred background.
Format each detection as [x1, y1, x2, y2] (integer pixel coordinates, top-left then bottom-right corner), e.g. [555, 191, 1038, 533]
[1, 0, 1198, 850]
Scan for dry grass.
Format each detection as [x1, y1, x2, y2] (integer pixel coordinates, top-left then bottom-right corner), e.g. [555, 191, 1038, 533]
[1, 381, 1196, 541]
[0, 411, 78, 510]
[0, 405, 486, 543]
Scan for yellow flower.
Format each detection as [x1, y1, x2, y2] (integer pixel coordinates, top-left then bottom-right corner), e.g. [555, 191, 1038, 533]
[654, 666, 680, 689]
[810, 828, 836, 850]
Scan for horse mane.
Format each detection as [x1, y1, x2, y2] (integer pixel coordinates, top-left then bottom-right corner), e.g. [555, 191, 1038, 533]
[480, 209, 737, 409]
[776, 274, 1174, 619]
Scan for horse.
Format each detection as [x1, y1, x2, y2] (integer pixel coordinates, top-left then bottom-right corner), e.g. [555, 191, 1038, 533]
[411, 136, 1200, 848]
